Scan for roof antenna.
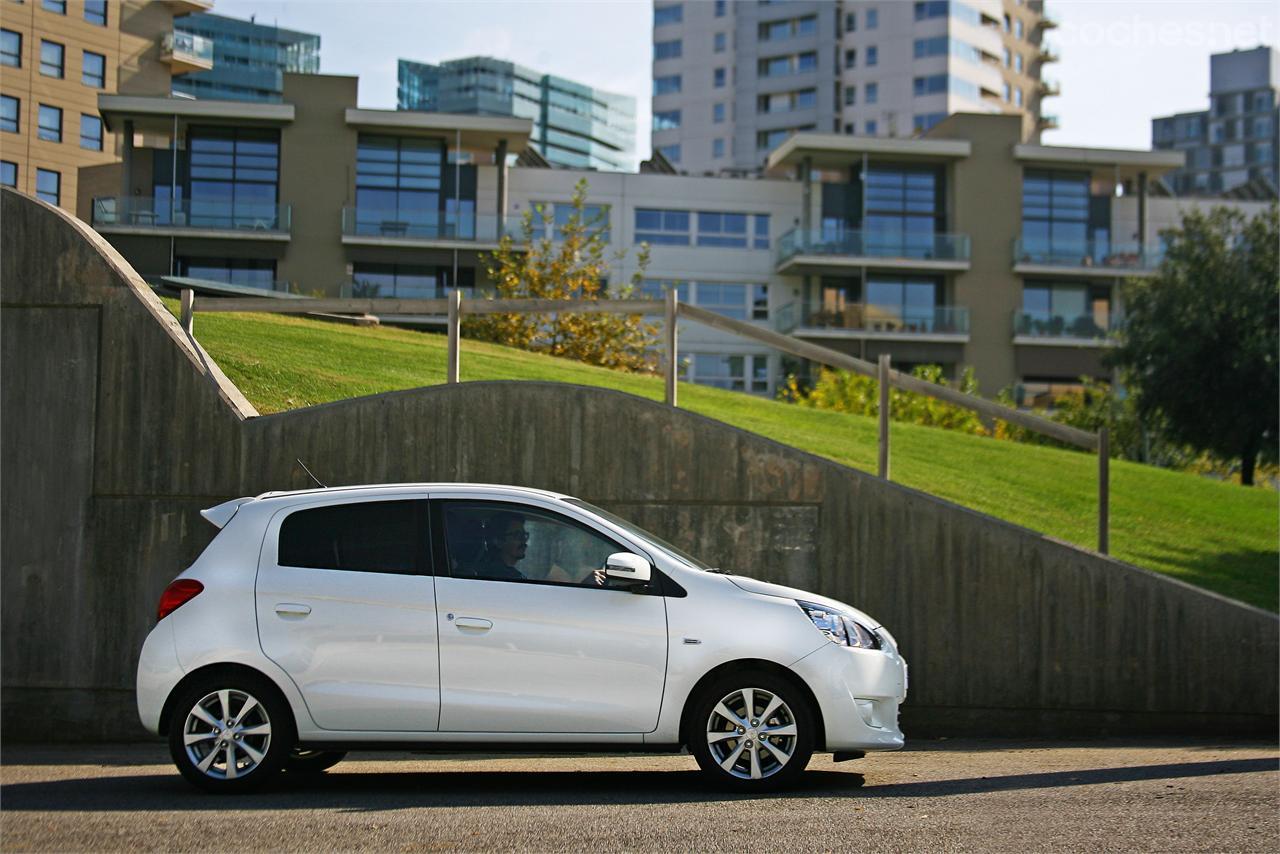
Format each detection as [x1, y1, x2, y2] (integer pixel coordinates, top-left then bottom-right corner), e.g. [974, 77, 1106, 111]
[296, 458, 326, 489]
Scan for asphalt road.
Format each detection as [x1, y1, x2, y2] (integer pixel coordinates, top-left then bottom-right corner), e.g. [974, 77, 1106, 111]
[2, 739, 1276, 852]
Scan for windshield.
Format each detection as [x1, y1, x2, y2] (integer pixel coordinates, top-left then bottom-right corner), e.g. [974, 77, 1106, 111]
[564, 499, 714, 570]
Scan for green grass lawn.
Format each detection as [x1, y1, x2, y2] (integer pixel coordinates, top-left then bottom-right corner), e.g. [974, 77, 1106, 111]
[174, 303, 1279, 611]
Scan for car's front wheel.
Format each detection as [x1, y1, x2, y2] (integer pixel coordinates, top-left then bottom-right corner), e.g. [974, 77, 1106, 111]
[167, 671, 292, 793]
[688, 670, 815, 791]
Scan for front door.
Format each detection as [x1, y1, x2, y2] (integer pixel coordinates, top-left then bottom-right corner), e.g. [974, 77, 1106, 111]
[432, 499, 668, 733]
[256, 497, 439, 732]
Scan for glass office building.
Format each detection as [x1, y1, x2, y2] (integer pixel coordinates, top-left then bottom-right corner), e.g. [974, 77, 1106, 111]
[397, 57, 636, 171]
[171, 13, 320, 102]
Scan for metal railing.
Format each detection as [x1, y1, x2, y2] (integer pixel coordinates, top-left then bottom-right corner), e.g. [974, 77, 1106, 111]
[1013, 238, 1163, 270]
[778, 226, 971, 266]
[179, 288, 1112, 554]
[1013, 310, 1119, 340]
[163, 30, 214, 64]
[92, 197, 291, 233]
[798, 304, 970, 335]
[341, 208, 524, 243]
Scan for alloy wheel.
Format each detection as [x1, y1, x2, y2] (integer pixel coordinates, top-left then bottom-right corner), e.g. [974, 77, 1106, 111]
[181, 688, 273, 781]
[705, 687, 798, 780]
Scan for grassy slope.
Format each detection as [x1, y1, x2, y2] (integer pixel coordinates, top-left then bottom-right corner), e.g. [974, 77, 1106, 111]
[176, 304, 1278, 611]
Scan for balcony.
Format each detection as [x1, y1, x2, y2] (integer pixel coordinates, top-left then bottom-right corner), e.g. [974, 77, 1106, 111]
[341, 209, 525, 250]
[161, 31, 214, 75]
[1038, 43, 1061, 63]
[92, 198, 291, 240]
[1038, 78, 1061, 97]
[1038, 114, 1061, 130]
[777, 226, 972, 273]
[1013, 238, 1163, 276]
[1013, 310, 1119, 346]
[784, 303, 970, 341]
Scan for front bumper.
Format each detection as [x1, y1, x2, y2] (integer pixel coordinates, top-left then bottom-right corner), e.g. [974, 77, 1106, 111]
[791, 640, 907, 752]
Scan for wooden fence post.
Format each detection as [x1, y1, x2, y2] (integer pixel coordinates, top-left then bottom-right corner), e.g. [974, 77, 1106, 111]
[447, 289, 461, 384]
[878, 353, 890, 480]
[179, 288, 194, 335]
[665, 288, 678, 407]
[1098, 427, 1110, 554]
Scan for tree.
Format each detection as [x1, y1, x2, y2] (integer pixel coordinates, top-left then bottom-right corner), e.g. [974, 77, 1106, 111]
[1109, 205, 1279, 485]
[466, 178, 658, 372]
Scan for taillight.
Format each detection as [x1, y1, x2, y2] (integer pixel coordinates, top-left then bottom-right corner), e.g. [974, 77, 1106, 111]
[157, 579, 204, 622]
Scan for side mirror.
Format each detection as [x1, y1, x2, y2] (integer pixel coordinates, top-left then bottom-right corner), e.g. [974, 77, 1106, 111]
[604, 552, 652, 585]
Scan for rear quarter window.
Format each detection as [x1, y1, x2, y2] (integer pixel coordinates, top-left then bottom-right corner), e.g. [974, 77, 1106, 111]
[277, 500, 423, 574]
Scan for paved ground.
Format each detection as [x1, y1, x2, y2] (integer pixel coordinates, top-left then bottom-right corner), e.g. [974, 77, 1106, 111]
[1, 739, 1276, 852]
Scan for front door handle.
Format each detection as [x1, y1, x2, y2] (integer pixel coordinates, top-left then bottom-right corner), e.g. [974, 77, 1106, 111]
[274, 603, 312, 618]
[453, 616, 493, 630]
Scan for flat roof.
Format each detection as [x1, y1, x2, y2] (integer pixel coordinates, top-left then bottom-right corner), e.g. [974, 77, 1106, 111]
[98, 95, 294, 132]
[767, 133, 972, 170]
[1013, 144, 1185, 172]
[344, 109, 533, 151]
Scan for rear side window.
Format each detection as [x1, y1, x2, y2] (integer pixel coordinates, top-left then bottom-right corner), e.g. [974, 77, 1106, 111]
[278, 500, 424, 574]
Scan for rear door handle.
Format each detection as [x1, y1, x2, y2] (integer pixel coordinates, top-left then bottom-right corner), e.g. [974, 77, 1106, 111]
[453, 616, 493, 631]
[274, 603, 312, 617]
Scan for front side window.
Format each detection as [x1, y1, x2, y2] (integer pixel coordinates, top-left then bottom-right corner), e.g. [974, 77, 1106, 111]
[1, 29, 20, 68]
[0, 95, 17, 133]
[82, 50, 105, 87]
[40, 40, 64, 78]
[80, 113, 103, 150]
[278, 500, 424, 575]
[440, 502, 626, 587]
[37, 104, 62, 142]
[35, 168, 59, 205]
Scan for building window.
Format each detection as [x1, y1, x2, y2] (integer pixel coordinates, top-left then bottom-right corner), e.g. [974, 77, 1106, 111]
[914, 1, 947, 20]
[530, 201, 610, 242]
[37, 104, 62, 142]
[1, 29, 20, 67]
[697, 212, 750, 247]
[35, 168, 59, 205]
[758, 51, 817, 78]
[84, 0, 107, 25]
[41, 0, 66, 13]
[1015, 18, 1024, 38]
[914, 75, 947, 97]
[865, 120, 878, 134]
[759, 15, 817, 41]
[1002, 82, 1011, 102]
[1020, 282, 1111, 338]
[178, 257, 280, 291]
[844, 48, 856, 68]
[1021, 169, 1097, 258]
[714, 67, 726, 88]
[858, 166, 944, 255]
[190, 126, 283, 229]
[0, 95, 17, 133]
[354, 134, 447, 236]
[866, 276, 941, 329]
[845, 12, 856, 32]
[689, 353, 770, 394]
[655, 143, 680, 164]
[654, 39, 681, 60]
[713, 102, 726, 123]
[866, 82, 878, 104]
[82, 50, 106, 88]
[913, 113, 945, 133]
[1003, 13, 1011, 31]
[866, 7, 878, 29]
[713, 138, 725, 158]
[844, 86, 856, 106]
[866, 45, 878, 66]
[714, 0, 725, 17]
[80, 113, 103, 150]
[654, 74, 681, 95]
[653, 109, 681, 131]
[1014, 53, 1023, 73]
[636, 209, 690, 245]
[39, 40, 64, 78]
[1014, 88, 1023, 107]
[714, 32, 726, 52]
[1, 160, 16, 188]
[654, 4, 682, 27]
[349, 262, 473, 298]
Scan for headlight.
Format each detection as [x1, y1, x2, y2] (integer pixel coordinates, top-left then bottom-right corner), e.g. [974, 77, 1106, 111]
[797, 600, 881, 650]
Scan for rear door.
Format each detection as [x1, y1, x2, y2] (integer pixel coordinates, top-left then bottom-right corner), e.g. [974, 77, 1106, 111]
[256, 497, 439, 732]
[432, 497, 669, 733]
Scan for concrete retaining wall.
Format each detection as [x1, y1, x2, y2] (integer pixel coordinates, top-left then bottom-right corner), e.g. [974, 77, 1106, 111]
[3, 188, 1277, 741]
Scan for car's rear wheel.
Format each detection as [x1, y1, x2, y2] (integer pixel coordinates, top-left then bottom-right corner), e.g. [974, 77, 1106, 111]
[283, 748, 346, 775]
[688, 669, 815, 792]
[167, 671, 292, 793]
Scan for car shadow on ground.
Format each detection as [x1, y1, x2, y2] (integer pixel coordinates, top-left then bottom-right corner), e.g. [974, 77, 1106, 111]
[1, 758, 1275, 812]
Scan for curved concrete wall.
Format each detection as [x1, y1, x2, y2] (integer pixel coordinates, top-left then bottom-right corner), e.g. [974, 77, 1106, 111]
[3, 188, 1277, 740]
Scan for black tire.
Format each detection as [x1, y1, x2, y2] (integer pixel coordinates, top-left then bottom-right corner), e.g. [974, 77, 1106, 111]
[283, 749, 346, 775]
[167, 669, 294, 794]
[687, 669, 815, 793]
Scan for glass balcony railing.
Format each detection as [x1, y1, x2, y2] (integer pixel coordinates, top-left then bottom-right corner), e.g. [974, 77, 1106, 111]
[798, 303, 970, 335]
[1013, 310, 1120, 340]
[163, 30, 214, 64]
[92, 197, 291, 233]
[341, 208, 524, 243]
[1013, 238, 1163, 270]
[777, 226, 971, 266]
[339, 281, 476, 300]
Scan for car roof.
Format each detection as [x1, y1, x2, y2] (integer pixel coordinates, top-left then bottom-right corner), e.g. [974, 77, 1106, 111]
[250, 483, 571, 505]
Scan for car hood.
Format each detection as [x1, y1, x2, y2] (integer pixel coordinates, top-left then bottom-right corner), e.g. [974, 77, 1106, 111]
[726, 575, 883, 629]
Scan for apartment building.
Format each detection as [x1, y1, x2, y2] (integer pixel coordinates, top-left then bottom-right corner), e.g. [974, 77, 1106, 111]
[170, 12, 320, 102]
[0, 0, 211, 211]
[397, 57, 635, 171]
[1152, 46, 1279, 197]
[80, 72, 1270, 402]
[651, 0, 1056, 175]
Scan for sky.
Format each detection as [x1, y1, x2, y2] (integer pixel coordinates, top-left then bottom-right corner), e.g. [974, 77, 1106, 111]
[212, 0, 1278, 165]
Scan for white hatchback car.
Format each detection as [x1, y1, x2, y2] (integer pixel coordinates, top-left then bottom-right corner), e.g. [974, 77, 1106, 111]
[137, 484, 907, 792]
